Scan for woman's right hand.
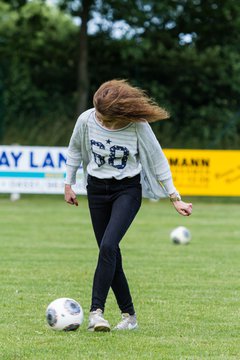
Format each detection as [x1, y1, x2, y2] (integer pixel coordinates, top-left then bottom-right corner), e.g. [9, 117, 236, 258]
[64, 184, 78, 206]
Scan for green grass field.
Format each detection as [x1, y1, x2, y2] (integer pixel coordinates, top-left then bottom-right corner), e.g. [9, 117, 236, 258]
[0, 195, 239, 360]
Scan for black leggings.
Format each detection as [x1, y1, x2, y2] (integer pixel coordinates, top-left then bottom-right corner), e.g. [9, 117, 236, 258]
[87, 174, 142, 315]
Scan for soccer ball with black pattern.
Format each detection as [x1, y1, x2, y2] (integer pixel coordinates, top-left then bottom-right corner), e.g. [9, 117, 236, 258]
[46, 298, 84, 331]
[170, 226, 191, 245]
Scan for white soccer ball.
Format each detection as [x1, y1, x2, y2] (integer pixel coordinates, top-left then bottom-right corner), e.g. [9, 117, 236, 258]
[46, 298, 84, 331]
[170, 226, 191, 245]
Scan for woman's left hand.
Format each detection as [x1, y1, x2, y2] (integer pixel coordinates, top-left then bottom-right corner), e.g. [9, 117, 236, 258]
[172, 200, 192, 216]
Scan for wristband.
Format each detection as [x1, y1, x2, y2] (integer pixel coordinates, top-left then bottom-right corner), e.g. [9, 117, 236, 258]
[169, 193, 181, 202]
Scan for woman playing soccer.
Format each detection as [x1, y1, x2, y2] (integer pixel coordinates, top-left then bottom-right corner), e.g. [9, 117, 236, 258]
[64, 79, 192, 332]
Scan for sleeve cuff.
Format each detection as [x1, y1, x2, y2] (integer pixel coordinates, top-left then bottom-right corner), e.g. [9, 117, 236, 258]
[158, 177, 179, 196]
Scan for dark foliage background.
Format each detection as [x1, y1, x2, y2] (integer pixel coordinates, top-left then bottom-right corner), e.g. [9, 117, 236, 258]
[1, 0, 240, 148]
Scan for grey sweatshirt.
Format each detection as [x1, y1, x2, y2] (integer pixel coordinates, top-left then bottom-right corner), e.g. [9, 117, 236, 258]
[65, 108, 179, 199]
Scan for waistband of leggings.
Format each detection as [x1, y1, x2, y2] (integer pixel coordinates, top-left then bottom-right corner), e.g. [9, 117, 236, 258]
[87, 173, 141, 184]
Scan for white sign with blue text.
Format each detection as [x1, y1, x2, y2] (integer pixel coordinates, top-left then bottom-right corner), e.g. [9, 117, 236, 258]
[0, 145, 84, 194]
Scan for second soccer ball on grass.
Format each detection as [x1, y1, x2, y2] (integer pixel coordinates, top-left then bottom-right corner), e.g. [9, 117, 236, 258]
[170, 226, 191, 245]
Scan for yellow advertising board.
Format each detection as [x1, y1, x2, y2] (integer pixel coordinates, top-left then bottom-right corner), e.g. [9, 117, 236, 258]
[164, 149, 240, 196]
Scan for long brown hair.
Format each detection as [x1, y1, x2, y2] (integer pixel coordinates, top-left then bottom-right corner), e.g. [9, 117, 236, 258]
[93, 79, 169, 124]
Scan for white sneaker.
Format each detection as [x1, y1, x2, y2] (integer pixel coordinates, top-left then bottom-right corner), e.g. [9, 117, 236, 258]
[88, 309, 110, 332]
[113, 313, 138, 330]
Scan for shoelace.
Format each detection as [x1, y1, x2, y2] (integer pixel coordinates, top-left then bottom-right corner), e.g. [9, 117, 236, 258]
[116, 315, 131, 329]
[91, 310, 105, 322]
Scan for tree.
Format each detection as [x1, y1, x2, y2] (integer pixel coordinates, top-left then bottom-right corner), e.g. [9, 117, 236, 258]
[98, 0, 240, 148]
[1, 0, 28, 9]
[0, 0, 78, 144]
[58, 0, 95, 114]
[77, 0, 94, 113]
[1, 0, 240, 148]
